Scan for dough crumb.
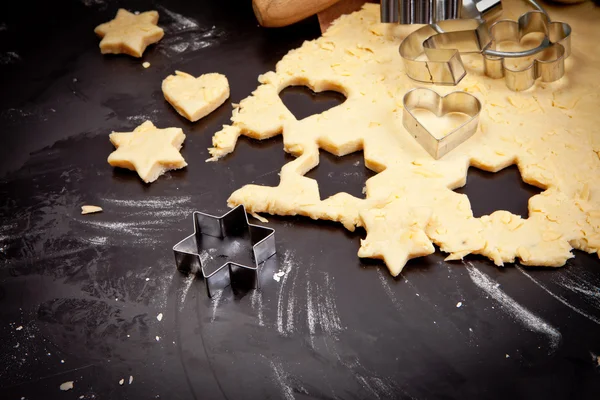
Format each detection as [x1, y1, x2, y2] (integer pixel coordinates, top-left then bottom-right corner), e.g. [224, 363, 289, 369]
[251, 212, 268, 223]
[456, 302, 463, 308]
[107, 120, 187, 183]
[94, 9, 164, 57]
[119, 378, 124, 385]
[273, 270, 286, 282]
[129, 375, 134, 384]
[81, 205, 103, 215]
[157, 313, 163, 321]
[59, 381, 74, 391]
[162, 71, 230, 122]
[142, 62, 151, 68]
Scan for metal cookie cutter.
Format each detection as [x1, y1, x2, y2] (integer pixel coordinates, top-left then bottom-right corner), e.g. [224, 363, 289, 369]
[483, 11, 572, 91]
[400, 19, 491, 85]
[173, 205, 276, 297]
[413, 11, 572, 90]
[402, 87, 482, 159]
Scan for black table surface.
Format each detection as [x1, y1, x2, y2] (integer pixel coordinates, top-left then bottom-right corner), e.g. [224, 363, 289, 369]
[1, 1, 599, 399]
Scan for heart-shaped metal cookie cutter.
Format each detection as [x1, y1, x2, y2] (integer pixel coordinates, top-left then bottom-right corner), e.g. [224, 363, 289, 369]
[402, 88, 482, 159]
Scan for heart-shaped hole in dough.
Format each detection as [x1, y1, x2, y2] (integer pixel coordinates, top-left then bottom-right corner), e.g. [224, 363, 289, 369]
[279, 85, 346, 121]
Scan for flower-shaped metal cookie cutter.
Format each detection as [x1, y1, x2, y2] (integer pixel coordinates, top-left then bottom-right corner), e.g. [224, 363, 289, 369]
[173, 205, 276, 297]
[402, 88, 482, 159]
[483, 11, 572, 91]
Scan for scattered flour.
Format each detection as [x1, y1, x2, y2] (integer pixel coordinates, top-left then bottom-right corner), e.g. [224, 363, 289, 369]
[101, 196, 192, 208]
[273, 270, 286, 282]
[270, 360, 295, 400]
[250, 289, 265, 327]
[276, 250, 297, 335]
[210, 290, 223, 323]
[179, 274, 195, 311]
[0, 52, 21, 64]
[465, 262, 561, 352]
[158, 6, 199, 32]
[376, 267, 402, 312]
[516, 266, 600, 325]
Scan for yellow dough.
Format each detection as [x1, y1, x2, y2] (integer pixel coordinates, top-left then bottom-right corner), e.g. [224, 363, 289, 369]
[81, 205, 103, 215]
[108, 121, 187, 183]
[162, 71, 230, 122]
[208, 1, 600, 276]
[94, 9, 164, 58]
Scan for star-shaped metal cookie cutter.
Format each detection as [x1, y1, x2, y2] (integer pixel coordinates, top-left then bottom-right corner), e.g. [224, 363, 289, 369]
[173, 205, 276, 297]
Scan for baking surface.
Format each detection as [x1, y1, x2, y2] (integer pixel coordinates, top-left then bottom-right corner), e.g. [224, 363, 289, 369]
[1, 0, 599, 399]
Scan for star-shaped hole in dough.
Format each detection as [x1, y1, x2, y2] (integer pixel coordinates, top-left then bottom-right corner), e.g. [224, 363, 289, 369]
[94, 9, 164, 58]
[108, 121, 187, 183]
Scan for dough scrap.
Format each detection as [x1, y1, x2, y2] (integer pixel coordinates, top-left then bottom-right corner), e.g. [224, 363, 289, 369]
[108, 121, 187, 183]
[162, 71, 230, 122]
[81, 205, 103, 215]
[94, 9, 164, 58]
[209, 1, 600, 276]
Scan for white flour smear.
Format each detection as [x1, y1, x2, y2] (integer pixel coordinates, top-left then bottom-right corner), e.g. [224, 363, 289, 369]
[126, 114, 154, 124]
[270, 360, 295, 400]
[356, 376, 395, 400]
[276, 250, 297, 335]
[210, 290, 223, 322]
[305, 269, 343, 341]
[555, 269, 600, 309]
[250, 289, 265, 327]
[376, 267, 402, 312]
[80, 0, 106, 6]
[158, 6, 200, 32]
[179, 274, 195, 311]
[75, 218, 164, 236]
[101, 196, 192, 209]
[465, 262, 561, 351]
[516, 266, 600, 325]
[0, 52, 20, 65]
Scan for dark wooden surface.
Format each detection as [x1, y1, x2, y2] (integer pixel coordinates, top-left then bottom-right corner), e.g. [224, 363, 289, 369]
[1, 1, 599, 399]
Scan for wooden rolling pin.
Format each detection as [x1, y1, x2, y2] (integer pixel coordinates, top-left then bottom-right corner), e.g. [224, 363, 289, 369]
[252, 0, 343, 27]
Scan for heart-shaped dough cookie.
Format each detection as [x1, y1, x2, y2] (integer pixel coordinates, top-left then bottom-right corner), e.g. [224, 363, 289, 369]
[162, 71, 230, 122]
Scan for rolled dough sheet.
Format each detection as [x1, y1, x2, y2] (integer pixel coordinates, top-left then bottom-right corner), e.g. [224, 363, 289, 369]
[209, 1, 600, 276]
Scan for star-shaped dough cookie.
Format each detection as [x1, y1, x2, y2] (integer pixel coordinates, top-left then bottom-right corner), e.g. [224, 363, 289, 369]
[358, 201, 435, 276]
[94, 9, 164, 57]
[162, 71, 230, 122]
[108, 121, 187, 183]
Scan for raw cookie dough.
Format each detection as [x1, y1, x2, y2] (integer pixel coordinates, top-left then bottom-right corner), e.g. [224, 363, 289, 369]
[162, 71, 230, 122]
[94, 9, 164, 58]
[108, 121, 187, 183]
[81, 205, 103, 215]
[209, 1, 600, 276]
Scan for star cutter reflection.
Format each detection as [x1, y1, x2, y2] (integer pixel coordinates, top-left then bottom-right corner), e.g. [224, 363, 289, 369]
[173, 205, 276, 297]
